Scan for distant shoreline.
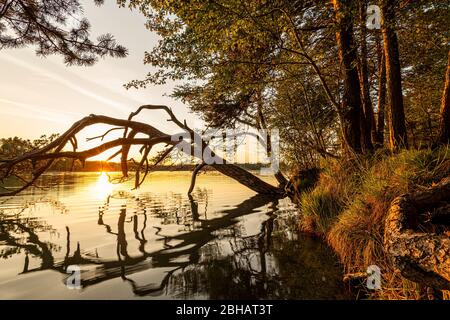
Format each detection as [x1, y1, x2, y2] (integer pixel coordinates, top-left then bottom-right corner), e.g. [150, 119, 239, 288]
[47, 160, 273, 173]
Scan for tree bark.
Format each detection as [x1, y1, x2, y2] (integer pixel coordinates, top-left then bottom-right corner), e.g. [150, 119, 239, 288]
[376, 33, 387, 146]
[333, 0, 363, 155]
[384, 177, 450, 290]
[256, 91, 288, 187]
[437, 50, 450, 145]
[381, 0, 408, 150]
[358, 0, 375, 152]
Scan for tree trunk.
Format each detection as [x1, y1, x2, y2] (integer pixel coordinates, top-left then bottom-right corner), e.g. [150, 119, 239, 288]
[256, 92, 288, 187]
[437, 50, 450, 145]
[375, 33, 387, 146]
[211, 163, 282, 195]
[358, 0, 375, 152]
[384, 177, 450, 290]
[333, 0, 363, 155]
[0, 111, 284, 197]
[381, 0, 408, 151]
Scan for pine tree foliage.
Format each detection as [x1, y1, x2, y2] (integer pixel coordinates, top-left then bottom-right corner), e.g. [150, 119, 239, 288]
[0, 0, 127, 65]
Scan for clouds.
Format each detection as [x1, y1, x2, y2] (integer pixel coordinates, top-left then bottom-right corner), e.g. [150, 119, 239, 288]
[0, 98, 76, 124]
[0, 0, 198, 156]
[0, 53, 131, 114]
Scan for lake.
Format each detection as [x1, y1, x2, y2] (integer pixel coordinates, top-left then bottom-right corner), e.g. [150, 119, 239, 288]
[0, 172, 351, 299]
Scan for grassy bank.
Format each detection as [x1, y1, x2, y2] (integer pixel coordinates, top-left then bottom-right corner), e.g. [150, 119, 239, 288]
[294, 146, 450, 299]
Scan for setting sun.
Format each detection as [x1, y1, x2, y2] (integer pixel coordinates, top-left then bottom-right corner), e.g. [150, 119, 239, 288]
[92, 171, 113, 200]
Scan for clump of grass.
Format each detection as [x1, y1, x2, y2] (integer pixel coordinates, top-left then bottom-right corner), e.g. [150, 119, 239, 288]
[296, 145, 450, 299]
[297, 158, 362, 236]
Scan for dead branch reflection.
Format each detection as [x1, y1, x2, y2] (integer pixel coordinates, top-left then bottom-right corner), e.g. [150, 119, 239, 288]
[0, 189, 350, 299]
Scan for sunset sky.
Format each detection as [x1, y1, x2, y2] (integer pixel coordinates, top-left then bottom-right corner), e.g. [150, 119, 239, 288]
[0, 1, 269, 164]
[0, 1, 201, 157]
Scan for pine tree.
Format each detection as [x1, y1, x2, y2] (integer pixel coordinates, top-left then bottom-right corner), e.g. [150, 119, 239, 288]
[0, 0, 127, 65]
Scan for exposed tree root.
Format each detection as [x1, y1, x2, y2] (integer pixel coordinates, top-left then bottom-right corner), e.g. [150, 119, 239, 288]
[384, 177, 450, 290]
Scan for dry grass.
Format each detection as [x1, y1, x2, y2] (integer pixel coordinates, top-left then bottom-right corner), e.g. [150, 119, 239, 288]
[296, 146, 450, 300]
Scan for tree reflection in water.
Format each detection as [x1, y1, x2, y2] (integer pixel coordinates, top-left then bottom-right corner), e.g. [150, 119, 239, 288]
[0, 188, 351, 299]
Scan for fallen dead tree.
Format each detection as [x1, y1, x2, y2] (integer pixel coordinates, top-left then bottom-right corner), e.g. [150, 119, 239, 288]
[0, 105, 284, 197]
[384, 177, 450, 290]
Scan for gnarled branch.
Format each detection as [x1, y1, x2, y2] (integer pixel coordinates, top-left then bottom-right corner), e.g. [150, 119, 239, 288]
[0, 106, 283, 197]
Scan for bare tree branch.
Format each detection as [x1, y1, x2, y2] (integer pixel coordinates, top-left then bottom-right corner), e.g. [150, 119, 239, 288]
[188, 162, 206, 195]
[0, 106, 284, 197]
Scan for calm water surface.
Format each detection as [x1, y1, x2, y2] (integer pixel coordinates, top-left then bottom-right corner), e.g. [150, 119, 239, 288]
[0, 172, 350, 299]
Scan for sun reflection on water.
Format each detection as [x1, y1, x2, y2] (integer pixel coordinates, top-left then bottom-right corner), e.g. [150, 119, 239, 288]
[92, 171, 113, 200]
